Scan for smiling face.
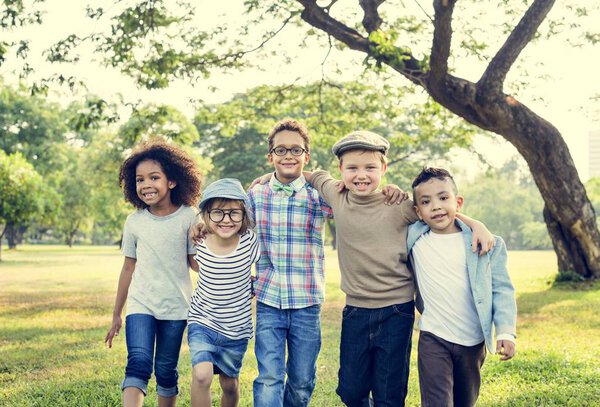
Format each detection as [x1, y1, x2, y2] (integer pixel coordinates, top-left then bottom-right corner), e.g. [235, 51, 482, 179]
[268, 130, 310, 184]
[339, 149, 387, 196]
[135, 159, 176, 209]
[413, 177, 463, 234]
[205, 200, 244, 241]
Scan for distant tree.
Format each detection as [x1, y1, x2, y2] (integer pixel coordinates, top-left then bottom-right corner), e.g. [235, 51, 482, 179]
[461, 159, 546, 249]
[194, 81, 476, 186]
[0, 83, 68, 175]
[0, 151, 43, 260]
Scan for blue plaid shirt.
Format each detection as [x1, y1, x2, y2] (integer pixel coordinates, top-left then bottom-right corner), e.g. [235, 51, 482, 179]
[248, 175, 333, 309]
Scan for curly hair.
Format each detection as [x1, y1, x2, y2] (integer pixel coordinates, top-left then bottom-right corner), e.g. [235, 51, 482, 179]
[119, 138, 203, 209]
[267, 118, 310, 152]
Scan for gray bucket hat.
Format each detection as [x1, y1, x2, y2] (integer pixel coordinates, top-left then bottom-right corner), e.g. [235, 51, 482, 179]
[198, 178, 250, 211]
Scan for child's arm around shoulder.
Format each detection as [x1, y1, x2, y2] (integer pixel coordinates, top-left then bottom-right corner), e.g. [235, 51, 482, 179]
[456, 213, 495, 255]
[105, 256, 136, 348]
[490, 236, 517, 361]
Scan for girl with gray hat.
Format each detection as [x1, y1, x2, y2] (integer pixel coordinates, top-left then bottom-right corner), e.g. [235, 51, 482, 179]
[187, 178, 260, 407]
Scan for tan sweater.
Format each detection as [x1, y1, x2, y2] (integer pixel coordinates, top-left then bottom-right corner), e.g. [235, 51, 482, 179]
[309, 171, 419, 308]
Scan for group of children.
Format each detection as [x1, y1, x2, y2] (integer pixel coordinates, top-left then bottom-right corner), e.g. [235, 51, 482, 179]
[105, 119, 517, 407]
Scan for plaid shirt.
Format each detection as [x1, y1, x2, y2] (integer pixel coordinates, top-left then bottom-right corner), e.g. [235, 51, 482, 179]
[248, 175, 333, 309]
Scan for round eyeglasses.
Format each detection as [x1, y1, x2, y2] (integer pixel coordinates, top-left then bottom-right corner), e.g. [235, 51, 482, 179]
[207, 209, 245, 223]
[270, 146, 307, 156]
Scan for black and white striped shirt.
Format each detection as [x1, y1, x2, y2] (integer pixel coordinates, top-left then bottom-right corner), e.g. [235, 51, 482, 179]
[189, 230, 260, 340]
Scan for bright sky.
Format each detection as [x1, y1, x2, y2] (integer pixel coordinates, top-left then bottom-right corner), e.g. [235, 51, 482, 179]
[3, 1, 598, 181]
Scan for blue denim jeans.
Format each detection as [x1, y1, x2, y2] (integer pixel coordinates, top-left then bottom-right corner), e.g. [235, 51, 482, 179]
[253, 302, 322, 407]
[121, 314, 187, 397]
[336, 302, 415, 407]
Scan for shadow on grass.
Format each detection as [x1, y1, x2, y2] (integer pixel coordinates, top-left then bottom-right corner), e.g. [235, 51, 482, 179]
[0, 291, 113, 319]
[517, 283, 600, 325]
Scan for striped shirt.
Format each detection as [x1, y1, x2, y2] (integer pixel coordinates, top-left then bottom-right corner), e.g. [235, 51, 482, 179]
[188, 230, 260, 340]
[248, 175, 333, 309]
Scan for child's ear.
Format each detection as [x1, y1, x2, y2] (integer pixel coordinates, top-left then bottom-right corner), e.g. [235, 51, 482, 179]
[414, 205, 423, 220]
[382, 162, 388, 174]
[456, 195, 464, 211]
[168, 180, 176, 189]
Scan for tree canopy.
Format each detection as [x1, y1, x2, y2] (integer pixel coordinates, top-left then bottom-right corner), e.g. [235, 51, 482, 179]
[1, 0, 599, 278]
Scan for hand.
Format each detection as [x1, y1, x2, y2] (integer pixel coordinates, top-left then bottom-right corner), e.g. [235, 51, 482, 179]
[496, 339, 515, 361]
[336, 180, 347, 193]
[105, 315, 122, 348]
[471, 223, 495, 255]
[249, 173, 273, 189]
[250, 275, 257, 298]
[382, 184, 409, 205]
[190, 222, 208, 245]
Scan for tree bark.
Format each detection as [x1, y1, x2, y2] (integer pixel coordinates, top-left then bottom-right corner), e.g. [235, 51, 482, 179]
[295, 0, 600, 278]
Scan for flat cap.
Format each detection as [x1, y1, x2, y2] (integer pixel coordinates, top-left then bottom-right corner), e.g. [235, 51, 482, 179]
[198, 178, 249, 211]
[332, 130, 390, 158]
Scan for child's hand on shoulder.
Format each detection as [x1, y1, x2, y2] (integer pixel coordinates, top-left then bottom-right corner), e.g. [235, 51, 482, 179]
[382, 184, 409, 205]
[249, 173, 273, 189]
[190, 221, 209, 245]
[496, 339, 515, 361]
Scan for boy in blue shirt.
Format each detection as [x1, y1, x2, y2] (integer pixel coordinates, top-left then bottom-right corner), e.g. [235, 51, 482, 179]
[407, 167, 517, 407]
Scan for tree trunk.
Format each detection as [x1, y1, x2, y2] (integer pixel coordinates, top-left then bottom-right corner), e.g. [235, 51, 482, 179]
[0, 224, 5, 262]
[427, 77, 600, 279]
[6, 223, 17, 249]
[295, 0, 600, 278]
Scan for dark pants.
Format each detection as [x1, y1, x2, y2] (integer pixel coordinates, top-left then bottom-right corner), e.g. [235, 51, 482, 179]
[418, 331, 486, 407]
[336, 301, 415, 407]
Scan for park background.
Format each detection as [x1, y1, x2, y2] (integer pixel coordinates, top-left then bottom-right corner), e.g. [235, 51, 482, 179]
[1, 0, 600, 405]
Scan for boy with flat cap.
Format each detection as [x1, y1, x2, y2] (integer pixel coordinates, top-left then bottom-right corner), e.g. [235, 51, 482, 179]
[303, 130, 494, 407]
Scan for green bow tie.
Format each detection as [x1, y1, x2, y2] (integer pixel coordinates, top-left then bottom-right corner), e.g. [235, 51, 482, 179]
[272, 183, 294, 196]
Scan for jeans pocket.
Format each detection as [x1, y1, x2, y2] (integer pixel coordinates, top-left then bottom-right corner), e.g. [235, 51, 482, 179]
[341, 305, 357, 321]
[391, 302, 415, 319]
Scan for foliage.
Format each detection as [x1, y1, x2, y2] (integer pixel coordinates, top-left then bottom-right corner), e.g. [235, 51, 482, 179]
[118, 104, 200, 146]
[0, 83, 69, 175]
[460, 159, 547, 249]
[194, 80, 478, 186]
[0, 150, 43, 259]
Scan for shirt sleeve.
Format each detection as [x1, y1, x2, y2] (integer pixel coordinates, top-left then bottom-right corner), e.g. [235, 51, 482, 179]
[120, 214, 137, 259]
[307, 170, 338, 205]
[187, 207, 199, 255]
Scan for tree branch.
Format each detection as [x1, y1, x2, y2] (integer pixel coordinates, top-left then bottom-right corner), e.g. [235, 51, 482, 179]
[296, 0, 370, 53]
[428, 0, 456, 87]
[359, 0, 385, 32]
[478, 0, 556, 96]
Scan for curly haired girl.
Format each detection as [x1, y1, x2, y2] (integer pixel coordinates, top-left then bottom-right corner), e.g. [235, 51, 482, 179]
[105, 138, 202, 407]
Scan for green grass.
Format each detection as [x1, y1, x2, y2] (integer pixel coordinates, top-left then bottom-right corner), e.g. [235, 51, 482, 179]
[1, 246, 599, 406]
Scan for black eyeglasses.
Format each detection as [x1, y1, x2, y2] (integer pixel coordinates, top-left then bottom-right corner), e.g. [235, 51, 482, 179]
[270, 146, 307, 156]
[207, 209, 245, 223]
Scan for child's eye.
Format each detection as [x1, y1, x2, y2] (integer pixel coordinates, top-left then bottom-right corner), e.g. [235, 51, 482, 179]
[421, 200, 429, 205]
[136, 178, 143, 183]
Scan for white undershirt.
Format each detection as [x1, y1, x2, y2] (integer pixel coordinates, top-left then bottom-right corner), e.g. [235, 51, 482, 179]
[411, 231, 484, 346]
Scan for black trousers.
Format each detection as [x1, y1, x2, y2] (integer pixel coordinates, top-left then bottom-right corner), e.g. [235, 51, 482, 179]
[418, 331, 486, 407]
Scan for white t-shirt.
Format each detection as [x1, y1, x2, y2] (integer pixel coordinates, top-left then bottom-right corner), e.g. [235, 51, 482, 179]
[411, 231, 484, 346]
[121, 205, 197, 320]
[189, 230, 260, 340]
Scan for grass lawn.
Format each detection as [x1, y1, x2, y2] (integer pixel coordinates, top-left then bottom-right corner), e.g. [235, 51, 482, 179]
[1, 245, 599, 406]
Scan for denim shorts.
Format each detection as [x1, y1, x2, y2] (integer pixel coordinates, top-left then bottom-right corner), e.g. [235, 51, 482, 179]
[121, 314, 186, 397]
[188, 323, 249, 378]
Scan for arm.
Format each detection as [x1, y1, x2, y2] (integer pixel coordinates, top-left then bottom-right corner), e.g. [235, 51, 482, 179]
[188, 254, 199, 273]
[490, 238, 517, 361]
[456, 213, 495, 255]
[105, 256, 136, 348]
